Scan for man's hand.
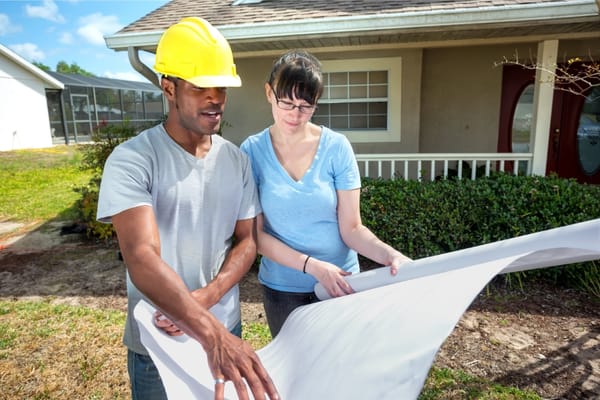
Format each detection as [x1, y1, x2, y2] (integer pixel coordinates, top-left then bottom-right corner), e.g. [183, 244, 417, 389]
[154, 310, 183, 336]
[202, 324, 280, 400]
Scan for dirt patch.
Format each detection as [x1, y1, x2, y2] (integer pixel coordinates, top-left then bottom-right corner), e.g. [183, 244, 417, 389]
[0, 226, 599, 399]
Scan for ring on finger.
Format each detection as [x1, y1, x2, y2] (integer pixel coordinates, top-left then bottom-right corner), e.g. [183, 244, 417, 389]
[215, 377, 226, 385]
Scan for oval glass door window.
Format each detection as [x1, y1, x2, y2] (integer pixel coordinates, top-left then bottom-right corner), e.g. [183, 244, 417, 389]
[512, 84, 533, 153]
[577, 87, 600, 176]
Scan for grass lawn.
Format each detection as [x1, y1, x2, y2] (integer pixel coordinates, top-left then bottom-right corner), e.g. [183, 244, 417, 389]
[0, 146, 92, 223]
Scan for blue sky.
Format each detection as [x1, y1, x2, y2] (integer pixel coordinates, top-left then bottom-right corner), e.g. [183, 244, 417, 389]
[0, 0, 167, 81]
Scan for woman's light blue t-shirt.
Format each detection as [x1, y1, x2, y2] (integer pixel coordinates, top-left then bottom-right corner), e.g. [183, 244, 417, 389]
[241, 126, 361, 292]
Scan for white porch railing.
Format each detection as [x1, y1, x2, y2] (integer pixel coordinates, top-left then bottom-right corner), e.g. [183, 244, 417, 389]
[355, 153, 534, 181]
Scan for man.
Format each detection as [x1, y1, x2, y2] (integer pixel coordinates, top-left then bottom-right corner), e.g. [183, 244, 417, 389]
[97, 17, 278, 400]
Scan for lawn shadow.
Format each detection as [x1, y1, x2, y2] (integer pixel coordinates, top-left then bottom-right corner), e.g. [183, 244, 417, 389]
[495, 324, 600, 399]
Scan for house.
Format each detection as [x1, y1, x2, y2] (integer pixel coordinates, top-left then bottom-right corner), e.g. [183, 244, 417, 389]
[0, 42, 165, 151]
[0, 43, 63, 152]
[104, 0, 600, 183]
[44, 71, 165, 146]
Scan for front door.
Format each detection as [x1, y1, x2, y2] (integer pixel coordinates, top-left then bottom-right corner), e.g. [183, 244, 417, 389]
[548, 84, 600, 183]
[498, 64, 600, 184]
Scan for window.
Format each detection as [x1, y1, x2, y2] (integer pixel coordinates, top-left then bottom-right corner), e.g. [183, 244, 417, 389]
[312, 57, 401, 143]
[511, 84, 533, 153]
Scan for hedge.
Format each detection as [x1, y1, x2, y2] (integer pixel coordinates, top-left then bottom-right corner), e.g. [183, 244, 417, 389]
[359, 174, 600, 293]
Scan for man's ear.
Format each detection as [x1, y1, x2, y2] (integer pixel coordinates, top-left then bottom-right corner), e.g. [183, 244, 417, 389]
[161, 77, 176, 99]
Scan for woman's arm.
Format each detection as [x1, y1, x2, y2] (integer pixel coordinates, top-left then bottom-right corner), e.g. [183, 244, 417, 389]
[337, 188, 412, 273]
[256, 213, 354, 297]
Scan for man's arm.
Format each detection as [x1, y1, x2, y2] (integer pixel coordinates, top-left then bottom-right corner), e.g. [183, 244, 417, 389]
[192, 217, 257, 309]
[112, 206, 278, 400]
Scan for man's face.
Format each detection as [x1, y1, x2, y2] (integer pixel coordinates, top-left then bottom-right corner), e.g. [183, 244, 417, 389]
[164, 77, 228, 136]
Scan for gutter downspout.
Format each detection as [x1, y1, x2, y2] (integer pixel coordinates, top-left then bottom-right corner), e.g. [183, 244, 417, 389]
[128, 47, 159, 88]
[128, 47, 168, 116]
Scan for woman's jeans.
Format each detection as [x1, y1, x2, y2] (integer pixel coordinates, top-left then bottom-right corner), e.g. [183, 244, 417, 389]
[127, 320, 242, 400]
[262, 284, 319, 338]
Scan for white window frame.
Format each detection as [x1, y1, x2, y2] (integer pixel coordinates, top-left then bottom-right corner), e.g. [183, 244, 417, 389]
[319, 57, 402, 143]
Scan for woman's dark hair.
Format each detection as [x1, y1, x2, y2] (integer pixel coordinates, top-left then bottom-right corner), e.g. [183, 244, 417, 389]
[267, 50, 323, 105]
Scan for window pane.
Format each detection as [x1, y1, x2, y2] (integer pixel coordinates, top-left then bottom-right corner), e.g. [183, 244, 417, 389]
[349, 72, 367, 84]
[512, 84, 533, 153]
[350, 115, 367, 128]
[330, 72, 347, 85]
[330, 86, 348, 99]
[95, 88, 122, 121]
[316, 103, 330, 114]
[369, 102, 387, 114]
[370, 85, 387, 98]
[369, 115, 387, 129]
[370, 71, 388, 84]
[122, 90, 144, 120]
[331, 116, 349, 129]
[71, 95, 90, 122]
[145, 91, 164, 120]
[45, 89, 65, 138]
[350, 85, 367, 98]
[350, 103, 367, 114]
[331, 103, 348, 115]
[576, 86, 600, 175]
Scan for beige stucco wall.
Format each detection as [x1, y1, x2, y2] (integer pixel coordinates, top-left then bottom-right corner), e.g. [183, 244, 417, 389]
[222, 57, 274, 143]
[419, 39, 599, 154]
[419, 44, 506, 153]
[223, 38, 599, 155]
[224, 48, 423, 155]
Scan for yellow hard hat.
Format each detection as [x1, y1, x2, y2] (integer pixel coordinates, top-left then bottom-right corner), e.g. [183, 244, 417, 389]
[154, 17, 241, 87]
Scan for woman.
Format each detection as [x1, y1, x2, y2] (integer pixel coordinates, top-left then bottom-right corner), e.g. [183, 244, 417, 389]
[241, 50, 411, 337]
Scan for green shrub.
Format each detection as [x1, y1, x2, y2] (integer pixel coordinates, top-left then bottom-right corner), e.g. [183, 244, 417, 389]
[359, 173, 600, 294]
[74, 121, 138, 239]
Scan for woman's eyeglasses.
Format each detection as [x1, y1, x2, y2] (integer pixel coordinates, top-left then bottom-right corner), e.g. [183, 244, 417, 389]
[271, 89, 317, 114]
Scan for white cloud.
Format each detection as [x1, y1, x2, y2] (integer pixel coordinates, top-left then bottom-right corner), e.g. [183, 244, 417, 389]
[0, 14, 22, 36]
[59, 32, 73, 45]
[9, 43, 46, 62]
[77, 13, 122, 46]
[25, 0, 65, 23]
[103, 70, 147, 82]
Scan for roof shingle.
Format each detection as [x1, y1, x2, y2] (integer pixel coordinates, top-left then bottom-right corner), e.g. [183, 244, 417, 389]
[118, 0, 570, 34]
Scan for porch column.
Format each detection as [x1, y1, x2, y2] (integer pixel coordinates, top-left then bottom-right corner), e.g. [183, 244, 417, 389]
[530, 39, 558, 176]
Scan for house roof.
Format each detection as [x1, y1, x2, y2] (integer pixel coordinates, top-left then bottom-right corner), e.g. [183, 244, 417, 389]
[105, 0, 600, 56]
[46, 71, 162, 92]
[0, 43, 64, 89]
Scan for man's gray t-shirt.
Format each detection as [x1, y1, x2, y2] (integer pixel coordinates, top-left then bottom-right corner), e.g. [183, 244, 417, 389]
[97, 124, 260, 355]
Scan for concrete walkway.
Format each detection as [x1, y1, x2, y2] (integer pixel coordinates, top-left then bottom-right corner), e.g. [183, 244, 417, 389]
[0, 221, 25, 248]
[0, 220, 79, 251]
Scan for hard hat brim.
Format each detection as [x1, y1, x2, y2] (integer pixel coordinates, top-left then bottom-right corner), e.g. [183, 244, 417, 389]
[186, 75, 242, 88]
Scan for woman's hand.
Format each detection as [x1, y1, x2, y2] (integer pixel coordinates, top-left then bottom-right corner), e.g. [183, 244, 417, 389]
[306, 258, 354, 298]
[388, 252, 413, 276]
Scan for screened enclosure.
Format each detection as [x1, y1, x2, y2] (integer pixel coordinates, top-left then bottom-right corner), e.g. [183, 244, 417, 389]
[45, 72, 164, 145]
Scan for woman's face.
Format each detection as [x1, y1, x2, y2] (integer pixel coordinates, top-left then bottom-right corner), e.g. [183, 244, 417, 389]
[266, 83, 316, 134]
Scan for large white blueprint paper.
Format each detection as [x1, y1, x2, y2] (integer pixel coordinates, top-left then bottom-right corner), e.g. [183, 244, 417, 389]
[134, 218, 600, 399]
[316, 217, 600, 299]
